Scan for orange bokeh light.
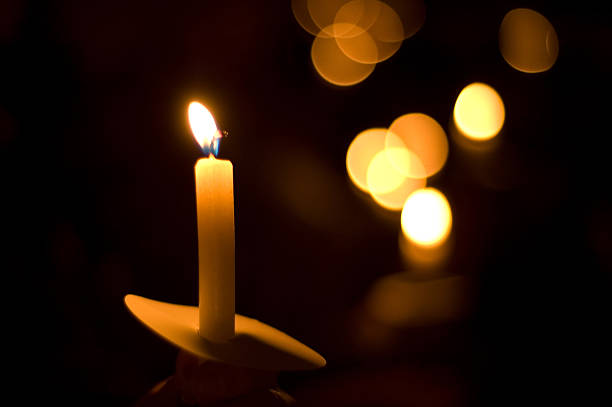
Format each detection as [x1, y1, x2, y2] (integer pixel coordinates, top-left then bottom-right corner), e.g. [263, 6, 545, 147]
[499, 8, 559, 73]
[311, 25, 376, 86]
[386, 113, 449, 178]
[346, 128, 387, 192]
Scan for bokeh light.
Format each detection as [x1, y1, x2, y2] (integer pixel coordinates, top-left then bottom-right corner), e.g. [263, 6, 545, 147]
[453, 82, 505, 141]
[366, 149, 407, 195]
[335, 1, 404, 64]
[291, 0, 324, 36]
[346, 128, 387, 192]
[366, 147, 426, 211]
[311, 26, 376, 86]
[307, 0, 351, 37]
[401, 188, 452, 247]
[386, 113, 449, 178]
[365, 272, 470, 327]
[499, 8, 559, 73]
[292, 0, 422, 86]
[333, 0, 381, 39]
[370, 172, 425, 211]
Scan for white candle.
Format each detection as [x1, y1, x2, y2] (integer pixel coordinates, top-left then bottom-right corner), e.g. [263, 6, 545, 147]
[189, 102, 235, 342]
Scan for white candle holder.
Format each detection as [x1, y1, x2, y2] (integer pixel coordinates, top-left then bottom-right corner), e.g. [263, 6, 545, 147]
[124, 294, 326, 371]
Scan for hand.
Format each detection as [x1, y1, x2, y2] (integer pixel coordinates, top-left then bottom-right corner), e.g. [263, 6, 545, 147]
[133, 350, 294, 406]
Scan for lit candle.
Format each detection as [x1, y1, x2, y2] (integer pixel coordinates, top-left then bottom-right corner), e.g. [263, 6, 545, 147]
[188, 101, 235, 343]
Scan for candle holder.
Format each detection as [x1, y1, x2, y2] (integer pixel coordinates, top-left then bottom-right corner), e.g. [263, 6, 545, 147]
[124, 295, 326, 371]
[125, 101, 325, 372]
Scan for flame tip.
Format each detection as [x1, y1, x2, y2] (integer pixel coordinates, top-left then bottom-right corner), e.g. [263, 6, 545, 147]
[188, 100, 219, 156]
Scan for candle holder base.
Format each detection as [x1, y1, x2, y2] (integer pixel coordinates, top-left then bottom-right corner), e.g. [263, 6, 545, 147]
[124, 294, 326, 371]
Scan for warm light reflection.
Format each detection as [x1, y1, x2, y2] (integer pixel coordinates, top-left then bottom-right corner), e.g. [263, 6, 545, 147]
[399, 230, 451, 269]
[311, 26, 376, 86]
[401, 188, 452, 247]
[386, 113, 448, 178]
[453, 83, 505, 141]
[499, 8, 559, 73]
[188, 101, 219, 152]
[346, 128, 387, 192]
[365, 272, 470, 327]
[366, 149, 406, 195]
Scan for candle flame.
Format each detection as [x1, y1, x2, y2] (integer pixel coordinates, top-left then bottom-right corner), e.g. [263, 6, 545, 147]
[188, 101, 222, 156]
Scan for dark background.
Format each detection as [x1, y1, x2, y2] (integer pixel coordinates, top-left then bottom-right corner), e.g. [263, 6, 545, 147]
[2, 1, 610, 405]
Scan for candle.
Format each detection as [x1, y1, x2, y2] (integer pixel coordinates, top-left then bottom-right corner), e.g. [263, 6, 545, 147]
[189, 102, 235, 342]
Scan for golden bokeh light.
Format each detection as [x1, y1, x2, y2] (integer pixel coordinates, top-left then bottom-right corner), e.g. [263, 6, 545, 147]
[333, 0, 381, 39]
[188, 101, 218, 149]
[346, 128, 387, 192]
[335, 1, 404, 64]
[291, 0, 325, 37]
[401, 188, 452, 247]
[453, 82, 505, 141]
[307, 0, 351, 38]
[366, 149, 406, 195]
[311, 26, 376, 86]
[335, 28, 379, 64]
[386, 113, 448, 178]
[499, 8, 559, 73]
[365, 272, 470, 327]
[370, 170, 426, 211]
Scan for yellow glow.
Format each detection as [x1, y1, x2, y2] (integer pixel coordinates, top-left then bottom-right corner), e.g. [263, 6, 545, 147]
[499, 8, 559, 73]
[453, 82, 505, 141]
[346, 128, 387, 192]
[188, 101, 218, 149]
[311, 26, 375, 86]
[366, 149, 406, 195]
[401, 188, 452, 247]
[386, 113, 448, 178]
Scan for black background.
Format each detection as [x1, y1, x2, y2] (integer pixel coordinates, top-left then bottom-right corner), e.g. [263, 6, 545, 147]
[2, 1, 610, 405]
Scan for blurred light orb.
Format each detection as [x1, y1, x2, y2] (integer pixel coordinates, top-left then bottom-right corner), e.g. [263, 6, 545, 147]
[401, 188, 452, 247]
[346, 128, 387, 192]
[311, 25, 376, 86]
[453, 83, 505, 141]
[333, 0, 381, 39]
[386, 113, 448, 178]
[366, 149, 406, 194]
[291, 0, 325, 37]
[370, 170, 425, 211]
[499, 8, 559, 73]
[307, 0, 351, 37]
